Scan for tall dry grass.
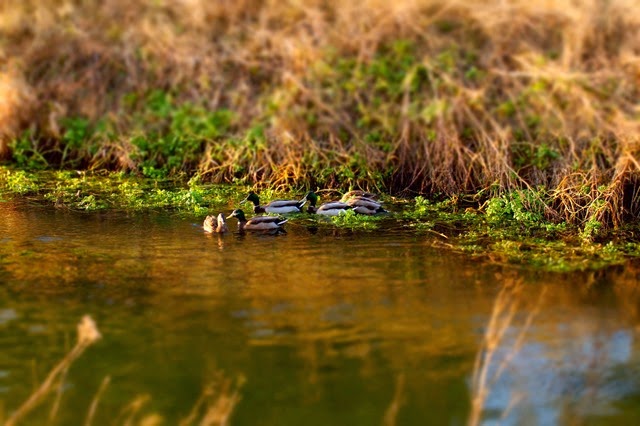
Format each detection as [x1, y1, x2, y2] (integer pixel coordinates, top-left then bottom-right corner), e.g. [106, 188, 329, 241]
[1, 0, 640, 226]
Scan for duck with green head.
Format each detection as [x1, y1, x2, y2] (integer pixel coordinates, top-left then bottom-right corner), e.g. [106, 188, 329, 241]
[226, 209, 288, 231]
[203, 213, 229, 233]
[305, 191, 353, 216]
[241, 191, 307, 214]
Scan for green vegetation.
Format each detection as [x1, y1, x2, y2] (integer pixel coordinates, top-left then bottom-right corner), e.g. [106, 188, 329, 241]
[3, 166, 640, 271]
[2, 0, 640, 269]
[330, 209, 385, 230]
[1, 0, 640, 231]
[399, 194, 640, 272]
[0, 167, 243, 214]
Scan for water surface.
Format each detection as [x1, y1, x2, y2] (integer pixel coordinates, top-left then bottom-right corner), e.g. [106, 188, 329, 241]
[1, 199, 639, 425]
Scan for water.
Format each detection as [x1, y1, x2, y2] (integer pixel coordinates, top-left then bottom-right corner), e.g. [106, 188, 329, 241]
[1, 199, 640, 425]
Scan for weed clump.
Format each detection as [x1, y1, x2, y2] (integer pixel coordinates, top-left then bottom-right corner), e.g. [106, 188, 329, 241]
[1, 0, 640, 230]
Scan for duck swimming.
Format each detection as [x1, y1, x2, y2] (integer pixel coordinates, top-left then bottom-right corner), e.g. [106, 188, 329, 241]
[226, 209, 288, 231]
[340, 190, 379, 203]
[241, 191, 307, 214]
[346, 196, 387, 215]
[203, 213, 229, 233]
[305, 191, 352, 216]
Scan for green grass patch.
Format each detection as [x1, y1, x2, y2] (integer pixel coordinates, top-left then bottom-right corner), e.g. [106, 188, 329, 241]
[330, 209, 385, 230]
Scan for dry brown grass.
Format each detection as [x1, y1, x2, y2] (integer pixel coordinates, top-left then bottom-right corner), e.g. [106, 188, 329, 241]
[1, 0, 640, 227]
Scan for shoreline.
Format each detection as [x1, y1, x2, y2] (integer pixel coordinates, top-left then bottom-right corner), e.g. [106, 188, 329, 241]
[2, 166, 639, 272]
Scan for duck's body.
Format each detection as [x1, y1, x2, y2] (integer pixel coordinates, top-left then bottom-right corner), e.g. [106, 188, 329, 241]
[242, 191, 307, 214]
[312, 202, 353, 216]
[346, 196, 387, 215]
[306, 191, 352, 216]
[227, 209, 287, 231]
[203, 213, 229, 233]
[340, 190, 379, 203]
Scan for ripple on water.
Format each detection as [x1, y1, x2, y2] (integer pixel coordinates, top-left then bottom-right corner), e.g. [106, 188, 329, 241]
[0, 308, 18, 325]
[1, 200, 640, 425]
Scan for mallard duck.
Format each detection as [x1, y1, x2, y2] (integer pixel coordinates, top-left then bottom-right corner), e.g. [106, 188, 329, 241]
[226, 209, 288, 231]
[346, 196, 387, 215]
[203, 213, 229, 233]
[340, 190, 379, 203]
[241, 191, 307, 214]
[305, 191, 352, 216]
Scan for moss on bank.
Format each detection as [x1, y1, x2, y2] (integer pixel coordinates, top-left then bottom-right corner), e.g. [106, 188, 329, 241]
[401, 196, 640, 272]
[2, 167, 640, 272]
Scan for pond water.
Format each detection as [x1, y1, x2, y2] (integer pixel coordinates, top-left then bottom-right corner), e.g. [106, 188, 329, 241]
[1, 199, 640, 425]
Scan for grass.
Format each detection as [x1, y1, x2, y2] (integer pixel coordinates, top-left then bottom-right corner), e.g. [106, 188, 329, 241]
[1, 0, 640, 232]
[0, 167, 246, 214]
[399, 192, 640, 271]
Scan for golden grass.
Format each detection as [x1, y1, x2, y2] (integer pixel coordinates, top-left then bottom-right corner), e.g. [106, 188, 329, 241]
[1, 0, 640, 227]
[0, 69, 34, 160]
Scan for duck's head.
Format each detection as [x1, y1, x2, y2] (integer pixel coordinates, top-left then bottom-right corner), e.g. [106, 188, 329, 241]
[203, 215, 215, 232]
[241, 192, 260, 206]
[305, 191, 318, 207]
[227, 209, 247, 221]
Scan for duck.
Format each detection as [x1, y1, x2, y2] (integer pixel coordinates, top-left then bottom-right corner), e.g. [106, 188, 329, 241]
[340, 190, 379, 203]
[203, 213, 229, 233]
[346, 196, 387, 215]
[305, 191, 353, 216]
[241, 191, 307, 214]
[226, 209, 288, 231]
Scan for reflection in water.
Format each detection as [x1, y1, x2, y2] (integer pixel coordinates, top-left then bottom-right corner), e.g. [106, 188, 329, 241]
[469, 274, 640, 426]
[4, 316, 102, 426]
[469, 279, 547, 426]
[0, 200, 640, 424]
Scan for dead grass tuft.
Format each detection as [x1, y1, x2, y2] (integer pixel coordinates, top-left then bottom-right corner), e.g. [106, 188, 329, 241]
[2, 0, 640, 227]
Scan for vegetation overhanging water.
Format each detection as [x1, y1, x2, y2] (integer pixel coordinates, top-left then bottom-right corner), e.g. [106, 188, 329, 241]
[2, 167, 640, 272]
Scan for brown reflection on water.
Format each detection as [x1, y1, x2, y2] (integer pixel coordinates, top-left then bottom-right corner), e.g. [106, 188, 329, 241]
[612, 262, 640, 331]
[1, 200, 640, 424]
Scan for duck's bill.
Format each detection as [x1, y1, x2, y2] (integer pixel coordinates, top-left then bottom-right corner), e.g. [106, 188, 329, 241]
[226, 213, 235, 219]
